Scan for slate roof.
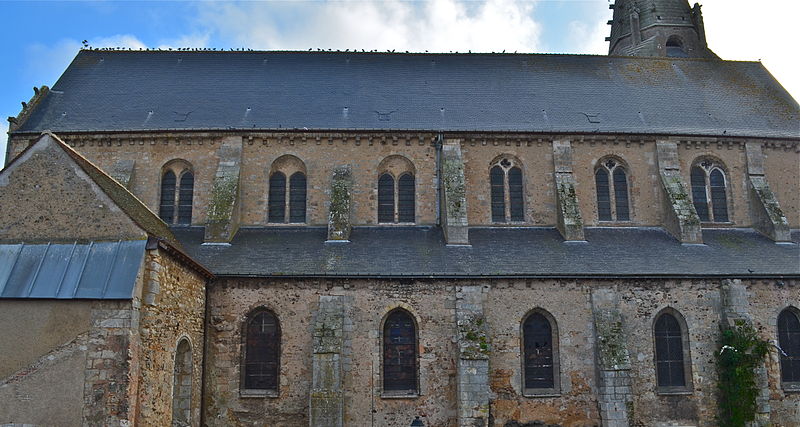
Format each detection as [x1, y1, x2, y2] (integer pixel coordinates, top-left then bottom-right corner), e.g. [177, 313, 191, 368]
[0, 241, 146, 299]
[172, 226, 800, 278]
[14, 50, 799, 139]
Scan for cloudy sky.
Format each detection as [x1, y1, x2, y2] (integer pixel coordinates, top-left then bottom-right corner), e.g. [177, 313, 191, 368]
[1, 0, 797, 165]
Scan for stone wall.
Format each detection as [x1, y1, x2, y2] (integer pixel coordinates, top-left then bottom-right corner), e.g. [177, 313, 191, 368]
[0, 137, 146, 242]
[8, 133, 796, 230]
[204, 277, 800, 427]
[135, 247, 207, 427]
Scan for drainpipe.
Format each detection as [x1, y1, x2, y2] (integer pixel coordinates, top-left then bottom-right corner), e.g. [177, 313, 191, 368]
[434, 133, 444, 226]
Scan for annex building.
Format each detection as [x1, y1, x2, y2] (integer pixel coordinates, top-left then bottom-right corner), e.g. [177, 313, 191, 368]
[0, 1, 798, 426]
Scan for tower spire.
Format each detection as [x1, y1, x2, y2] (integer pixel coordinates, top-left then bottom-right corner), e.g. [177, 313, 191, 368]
[606, 0, 716, 58]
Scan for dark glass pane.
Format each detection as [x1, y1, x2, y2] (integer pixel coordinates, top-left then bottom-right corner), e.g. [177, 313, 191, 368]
[508, 167, 524, 222]
[289, 172, 307, 223]
[691, 167, 709, 222]
[397, 174, 415, 223]
[378, 174, 395, 223]
[595, 169, 611, 221]
[613, 168, 630, 221]
[779, 310, 800, 383]
[490, 166, 506, 222]
[383, 310, 417, 391]
[177, 172, 194, 225]
[709, 169, 728, 222]
[244, 312, 280, 390]
[268, 172, 286, 223]
[655, 313, 685, 387]
[159, 171, 176, 224]
[523, 313, 555, 389]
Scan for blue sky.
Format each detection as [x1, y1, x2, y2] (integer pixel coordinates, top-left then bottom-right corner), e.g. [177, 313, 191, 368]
[1, 0, 797, 165]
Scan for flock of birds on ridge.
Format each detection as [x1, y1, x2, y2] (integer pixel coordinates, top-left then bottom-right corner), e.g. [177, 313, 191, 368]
[80, 40, 517, 54]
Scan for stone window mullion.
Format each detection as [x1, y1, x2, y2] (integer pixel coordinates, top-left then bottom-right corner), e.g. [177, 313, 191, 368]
[503, 169, 511, 222]
[607, 166, 617, 220]
[172, 169, 181, 224]
[284, 176, 291, 223]
[704, 171, 713, 222]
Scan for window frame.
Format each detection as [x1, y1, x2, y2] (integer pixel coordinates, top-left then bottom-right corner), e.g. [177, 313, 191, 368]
[159, 160, 194, 226]
[380, 308, 420, 398]
[520, 309, 561, 397]
[376, 171, 416, 224]
[652, 308, 693, 395]
[489, 156, 526, 224]
[240, 308, 281, 398]
[690, 158, 732, 224]
[594, 157, 632, 223]
[267, 155, 307, 225]
[778, 307, 800, 392]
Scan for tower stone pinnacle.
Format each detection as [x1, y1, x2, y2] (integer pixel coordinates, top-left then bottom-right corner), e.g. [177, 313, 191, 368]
[606, 0, 716, 58]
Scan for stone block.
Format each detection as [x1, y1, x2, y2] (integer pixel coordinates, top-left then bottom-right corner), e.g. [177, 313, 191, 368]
[327, 165, 353, 242]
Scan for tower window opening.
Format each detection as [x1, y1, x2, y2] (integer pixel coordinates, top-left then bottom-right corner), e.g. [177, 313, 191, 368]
[666, 36, 688, 58]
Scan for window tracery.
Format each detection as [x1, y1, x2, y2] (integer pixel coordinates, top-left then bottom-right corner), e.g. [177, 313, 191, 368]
[595, 157, 630, 222]
[490, 156, 524, 223]
[159, 160, 194, 225]
[690, 158, 729, 222]
[268, 155, 307, 224]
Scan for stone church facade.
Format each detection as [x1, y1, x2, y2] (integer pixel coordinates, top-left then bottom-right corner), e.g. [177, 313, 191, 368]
[1, 1, 798, 426]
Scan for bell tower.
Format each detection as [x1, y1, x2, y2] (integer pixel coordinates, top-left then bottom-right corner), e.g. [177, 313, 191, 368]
[606, 0, 716, 58]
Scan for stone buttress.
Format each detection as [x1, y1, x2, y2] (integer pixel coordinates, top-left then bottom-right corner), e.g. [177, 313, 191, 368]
[656, 140, 702, 244]
[456, 285, 490, 426]
[552, 140, 585, 241]
[204, 136, 243, 243]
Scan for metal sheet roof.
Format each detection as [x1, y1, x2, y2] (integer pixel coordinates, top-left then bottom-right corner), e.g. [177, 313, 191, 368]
[0, 240, 146, 299]
[14, 50, 800, 139]
[172, 226, 800, 278]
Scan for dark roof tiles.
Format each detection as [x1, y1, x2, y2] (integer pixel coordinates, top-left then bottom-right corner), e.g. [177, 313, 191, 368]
[14, 50, 799, 139]
[171, 226, 800, 278]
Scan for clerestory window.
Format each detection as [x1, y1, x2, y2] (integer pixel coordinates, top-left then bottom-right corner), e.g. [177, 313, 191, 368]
[690, 159, 729, 223]
[490, 157, 524, 223]
[268, 155, 307, 224]
[595, 158, 630, 221]
[159, 160, 194, 225]
[377, 155, 416, 224]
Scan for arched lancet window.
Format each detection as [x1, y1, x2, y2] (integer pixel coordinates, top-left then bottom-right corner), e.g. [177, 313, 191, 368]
[171, 338, 192, 427]
[522, 310, 559, 393]
[383, 309, 417, 394]
[666, 35, 688, 58]
[490, 156, 524, 223]
[654, 309, 692, 392]
[268, 155, 307, 224]
[690, 159, 729, 223]
[242, 310, 280, 392]
[377, 156, 416, 224]
[595, 158, 630, 221]
[159, 161, 194, 225]
[778, 308, 800, 387]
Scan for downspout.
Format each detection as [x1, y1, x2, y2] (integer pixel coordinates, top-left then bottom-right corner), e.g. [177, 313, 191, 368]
[434, 133, 444, 226]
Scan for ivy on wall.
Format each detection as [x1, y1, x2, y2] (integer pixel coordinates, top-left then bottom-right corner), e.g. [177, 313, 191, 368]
[715, 320, 770, 427]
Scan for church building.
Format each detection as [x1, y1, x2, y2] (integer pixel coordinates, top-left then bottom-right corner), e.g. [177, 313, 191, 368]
[1, 1, 798, 426]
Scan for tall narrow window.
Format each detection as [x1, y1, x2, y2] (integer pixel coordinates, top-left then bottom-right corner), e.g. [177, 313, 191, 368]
[289, 172, 307, 223]
[268, 172, 286, 223]
[242, 310, 280, 392]
[159, 161, 194, 225]
[654, 310, 691, 392]
[383, 309, 417, 394]
[397, 173, 415, 223]
[778, 308, 800, 387]
[522, 311, 558, 393]
[378, 174, 395, 223]
[177, 172, 194, 225]
[159, 171, 177, 224]
[595, 158, 630, 222]
[691, 159, 729, 222]
[490, 157, 525, 223]
[267, 155, 307, 224]
[171, 338, 192, 426]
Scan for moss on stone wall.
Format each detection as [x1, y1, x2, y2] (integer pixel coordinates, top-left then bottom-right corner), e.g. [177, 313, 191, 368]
[207, 173, 238, 222]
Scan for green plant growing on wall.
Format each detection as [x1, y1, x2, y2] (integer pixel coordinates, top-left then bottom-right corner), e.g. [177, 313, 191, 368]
[715, 320, 770, 427]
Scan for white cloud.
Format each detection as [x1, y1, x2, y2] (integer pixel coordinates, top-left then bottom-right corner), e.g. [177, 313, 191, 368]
[157, 33, 211, 50]
[701, 0, 800, 99]
[198, 0, 542, 53]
